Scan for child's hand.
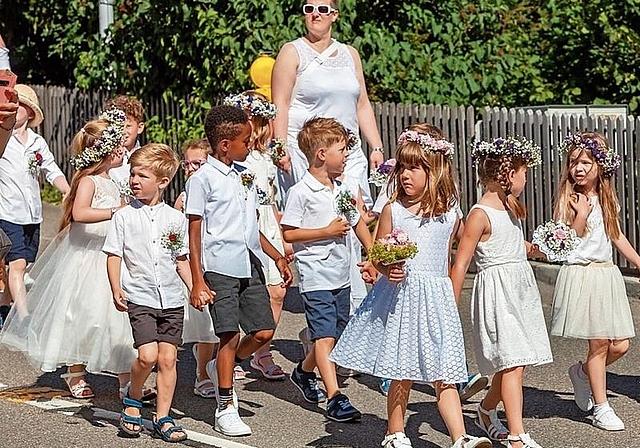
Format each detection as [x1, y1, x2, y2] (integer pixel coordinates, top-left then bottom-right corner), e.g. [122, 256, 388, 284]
[275, 256, 293, 287]
[325, 217, 350, 238]
[276, 151, 292, 173]
[112, 289, 128, 312]
[569, 193, 593, 218]
[358, 261, 378, 284]
[190, 283, 215, 311]
[284, 242, 295, 263]
[380, 261, 406, 284]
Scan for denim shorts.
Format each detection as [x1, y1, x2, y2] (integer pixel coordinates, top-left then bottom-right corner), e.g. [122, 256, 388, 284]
[301, 287, 351, 340]
[0, 220, 40, 263]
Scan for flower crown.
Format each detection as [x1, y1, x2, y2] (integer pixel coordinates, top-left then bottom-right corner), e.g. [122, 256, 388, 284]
[69, 108, 126, 170]
[223, 93, 277, 120]
[471, 136, 541, 167]
[557, 133, 620, 178]
[397, 130, 454, 159]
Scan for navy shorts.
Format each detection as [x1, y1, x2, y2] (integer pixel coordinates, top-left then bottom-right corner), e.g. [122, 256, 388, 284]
[0, 220, 40, 263]
[301, 287, 351, 341]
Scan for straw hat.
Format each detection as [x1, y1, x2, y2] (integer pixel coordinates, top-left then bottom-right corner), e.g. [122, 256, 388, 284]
[15, 84, 44, 128]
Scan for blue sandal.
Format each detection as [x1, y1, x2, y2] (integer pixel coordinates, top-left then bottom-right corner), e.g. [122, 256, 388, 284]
[153, 416, 187, 443]
[120, 396, 143, 437]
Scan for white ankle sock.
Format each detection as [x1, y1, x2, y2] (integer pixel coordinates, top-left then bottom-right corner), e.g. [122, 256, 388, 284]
[593, 401, 610, 416]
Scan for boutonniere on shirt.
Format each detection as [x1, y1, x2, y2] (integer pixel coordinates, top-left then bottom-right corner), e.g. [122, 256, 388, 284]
[256, 186, 271, 205]
[115, 180, 135, 204]
[161, 223, 185, 260]
[27, 151, 44, 175]
[336, 190, 357, 221]
[240, 171, 255, 189]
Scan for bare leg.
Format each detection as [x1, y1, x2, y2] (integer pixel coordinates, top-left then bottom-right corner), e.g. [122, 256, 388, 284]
[314, 337, 339, 398]
[253, 284, 286, 363]
[124, 342, 158, 432]
[387, 380, 412, 434]
[196, 342, 217, 381]
[435, 381, 467, 442]
[501, 367, 525, 448]
[155, 342, 185, 441]
[7, 259, 27, 318]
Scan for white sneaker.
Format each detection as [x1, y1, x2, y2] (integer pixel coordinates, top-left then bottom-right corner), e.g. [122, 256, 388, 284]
[381, 432, 413, 448]
[206, 359, 238, 408]
[568, 362, 593, 411]
[452, 435, 492, 448]
[214, 405, 251, 436]
[298, 327, 314, 357]
[592, 403, 625, 431]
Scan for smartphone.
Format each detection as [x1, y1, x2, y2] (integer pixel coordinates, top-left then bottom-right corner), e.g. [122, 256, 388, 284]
[0, 69, 17, 104]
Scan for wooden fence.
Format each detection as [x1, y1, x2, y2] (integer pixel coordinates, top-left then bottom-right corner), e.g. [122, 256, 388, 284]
[28, 85, 639, 269]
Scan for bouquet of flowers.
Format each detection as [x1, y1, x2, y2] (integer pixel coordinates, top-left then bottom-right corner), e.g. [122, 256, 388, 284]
[335, 190, 357, 221]
[531, 220, 582, 262]
[368, 228, 419, 266]
[267, 138, 287, 164]
[368, 158, 396, 188]
[27, 151, 44, 175]
[240, 171, 255, 188]
[116, 180, 134, 204]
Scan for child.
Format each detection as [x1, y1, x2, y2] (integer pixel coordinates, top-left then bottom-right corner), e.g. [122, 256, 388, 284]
[174, 138, 220, 398]
[0, 109, 136, 398]
[330, 125, 491, 448]
[224, 91, 288, 380]
[281, 117, 372, 422]
[0, 84, 70, 321]
[103, 143, 190, 442]
[107, 95, 145, 187]
[550, 132, 638, 431]
[451, 136, 553, 448]
[185, 105, 292, 437]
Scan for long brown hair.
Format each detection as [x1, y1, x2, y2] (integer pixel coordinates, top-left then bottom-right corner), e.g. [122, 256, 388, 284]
[59, 120, 113, 231]
[476, 155, 528, 220]
[553, 132, 620, 239]
[388, 123, 459, 217]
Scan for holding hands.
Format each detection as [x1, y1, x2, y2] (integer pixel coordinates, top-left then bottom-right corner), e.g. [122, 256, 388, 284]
[190, 283, 216, 312]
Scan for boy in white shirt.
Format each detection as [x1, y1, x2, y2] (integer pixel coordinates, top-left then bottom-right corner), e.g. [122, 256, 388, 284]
[281, 117, 372, 422]
[103, 143, 190, 443]
[185, 105, 292, 437]
[106, 95, 145, 188]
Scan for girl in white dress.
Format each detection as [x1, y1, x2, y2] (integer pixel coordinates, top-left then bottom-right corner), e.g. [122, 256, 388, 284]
[331, 124, 491, 448]
[551, 132, 639, 431]
[224, 91, 288, 380]
[0, 110, 137, 398]
[451, 137, 553, 448]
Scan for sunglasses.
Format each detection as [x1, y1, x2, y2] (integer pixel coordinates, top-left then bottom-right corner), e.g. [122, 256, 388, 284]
[302, 4, 337, 15]
[181, 159, 207, 170]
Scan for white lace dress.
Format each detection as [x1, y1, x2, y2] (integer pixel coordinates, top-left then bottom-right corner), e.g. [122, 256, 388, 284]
[0, 175, 137, 373]
[470, 205, 553, 375]
[279, 38, 372, 206]
[330, 202, 468, 383]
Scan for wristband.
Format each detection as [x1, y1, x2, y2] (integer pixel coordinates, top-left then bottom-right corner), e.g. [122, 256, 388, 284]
[372, 147, 384, 153]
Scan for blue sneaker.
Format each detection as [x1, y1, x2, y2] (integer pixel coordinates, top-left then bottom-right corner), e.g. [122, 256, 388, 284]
[379, 378, 391, 396]
[290, 363, 326, 403]
[459, 373, 489, 402]
[326, 393, 361, 422]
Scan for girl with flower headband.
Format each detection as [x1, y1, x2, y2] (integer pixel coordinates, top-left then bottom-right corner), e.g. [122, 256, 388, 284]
[229, 90, 290, 380]
[0, 109, 139, 400]
[331, 124, 491, 448]
[550, 132, 639, 431]
[451, 136, 552, 448]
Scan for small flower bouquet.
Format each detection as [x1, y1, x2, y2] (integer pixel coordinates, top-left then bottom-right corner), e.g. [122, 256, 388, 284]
[161, 223, 185, 260]
[267, 138, 287, 164]
[256, 186, 271, 205]
[336, 190, 357, 221]
[531, 220, 582, 262]
[27, 152, 44, 175]
[240, 171, 255, 188]
[368, 158, 396, 188]
[116, 180, 134, 204]
[368, 228, 418, 266]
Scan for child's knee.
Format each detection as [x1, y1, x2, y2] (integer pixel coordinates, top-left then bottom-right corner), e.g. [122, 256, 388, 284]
[609, 339, 630, 357]
[252, 329, 274, 344]
[157, 353, 177, 371]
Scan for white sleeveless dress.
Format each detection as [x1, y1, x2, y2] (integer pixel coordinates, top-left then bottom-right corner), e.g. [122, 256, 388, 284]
[0, 175, 137, 373]
[279, 38, 372, 206]
[330, 202, 468, 383]
[470, 204, 553, 376]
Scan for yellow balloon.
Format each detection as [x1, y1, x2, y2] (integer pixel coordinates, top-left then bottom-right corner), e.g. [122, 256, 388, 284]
[250, 54, 276, 94]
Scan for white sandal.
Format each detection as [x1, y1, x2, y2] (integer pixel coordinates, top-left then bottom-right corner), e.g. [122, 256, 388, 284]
[507, 433, 543, 448]
[61, 371, 95, 399]
[193, 378, 217, 398]
[451, 434, 492, 448]
[250, 352, 286, 380]
[475, 402, 508, 441]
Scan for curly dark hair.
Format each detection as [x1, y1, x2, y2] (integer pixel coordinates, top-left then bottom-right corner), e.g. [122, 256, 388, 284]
[204, 105, 249, 151]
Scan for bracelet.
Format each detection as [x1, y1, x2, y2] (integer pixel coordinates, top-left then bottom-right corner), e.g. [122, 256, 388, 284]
[372, 147, 384, 153]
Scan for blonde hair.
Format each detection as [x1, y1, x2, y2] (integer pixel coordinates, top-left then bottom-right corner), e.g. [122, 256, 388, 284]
[388, 123, 459, 217]
[60, 120, 114, 230]
[553, 132, 620, 239]
[243, 90, 271, 153]
[182, 138, 211, 156]
[476, 154, 528, 220]
[129, 143, 180, 180]
[297, 117, 348, 164]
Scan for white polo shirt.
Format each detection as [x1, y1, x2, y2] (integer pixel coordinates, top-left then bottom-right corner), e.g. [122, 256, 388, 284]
[102, 200, 188, 310]
[281, 172, 360, 293]
[184, 156, 267, 278]
[0, 130, 65, 225]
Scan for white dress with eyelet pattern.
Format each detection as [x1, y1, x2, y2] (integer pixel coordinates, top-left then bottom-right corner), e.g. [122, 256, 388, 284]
[470, 204, 553, 376]
[330, 202, 468, 383]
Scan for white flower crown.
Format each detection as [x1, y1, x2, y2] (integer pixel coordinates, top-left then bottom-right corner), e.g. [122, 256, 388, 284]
[223, 93, 277, 120]
[69, 108, 126, 170]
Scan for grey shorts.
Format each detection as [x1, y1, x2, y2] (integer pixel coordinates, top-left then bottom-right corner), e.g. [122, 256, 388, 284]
[127, 303, 184, 349]
[204, 254, 275, 336]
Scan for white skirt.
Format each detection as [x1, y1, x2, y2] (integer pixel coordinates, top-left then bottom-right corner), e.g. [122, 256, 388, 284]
[551, 262, 635, 339]
[182, 285, 219, 344]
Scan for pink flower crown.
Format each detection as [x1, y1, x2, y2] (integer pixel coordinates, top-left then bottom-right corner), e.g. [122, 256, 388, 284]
[397, 130, 454, 159]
